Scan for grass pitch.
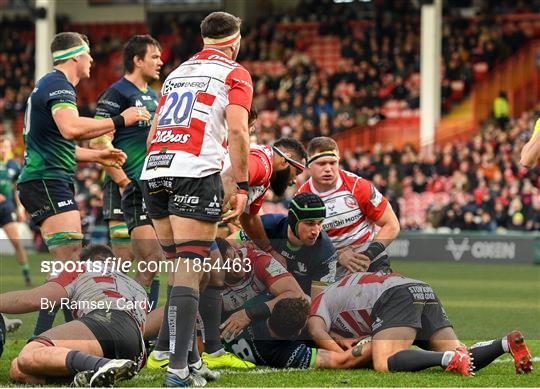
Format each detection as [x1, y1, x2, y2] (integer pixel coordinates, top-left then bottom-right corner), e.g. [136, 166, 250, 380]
[1, 252, 538, 387]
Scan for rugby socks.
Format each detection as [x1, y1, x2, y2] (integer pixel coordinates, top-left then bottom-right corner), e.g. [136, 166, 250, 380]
[188, 327, 201, 365]
[199, 286, 224, 354]
[148, 275, 160, 312]
[468, 339, 505, 371]
[387, 349, 451, 372]
[167, 286, 199, 374]
[34, 306, 59, 336]
[20, 263, 31, 285]
[154, 285, 173, 353]
[65, 350, 111, 375]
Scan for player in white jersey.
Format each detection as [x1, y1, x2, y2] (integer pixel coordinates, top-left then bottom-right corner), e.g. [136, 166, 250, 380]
[309, 271, 533, 376]
[1, 245, 146, 386]
[140, 12, 252, 387]
[297, 137, 400, 277]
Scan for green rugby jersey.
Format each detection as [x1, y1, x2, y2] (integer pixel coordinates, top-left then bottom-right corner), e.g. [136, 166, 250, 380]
[0, 159, 20, 209]
[18, 70, 77, 183]
[95, 77, 158, 182]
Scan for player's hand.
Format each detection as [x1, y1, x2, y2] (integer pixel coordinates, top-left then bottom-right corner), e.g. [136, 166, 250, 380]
[96, 148, 127, 169]
[220, 309, 251, 340]
[89, 132, 114, 149]
[337, 247, 370, 273]
[0, 194, 5, 203]
[121, 106, 151, 127]
[223, 192, 247, 222]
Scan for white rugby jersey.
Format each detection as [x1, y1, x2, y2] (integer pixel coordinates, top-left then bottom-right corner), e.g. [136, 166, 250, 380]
[310, 272, 426, 337]
[222, 144, 273, 215]
[141, 48, 253, 179]
[222, 247, 291, 313]
[298, 169, 388, 251]
[48, 263, 149, 332]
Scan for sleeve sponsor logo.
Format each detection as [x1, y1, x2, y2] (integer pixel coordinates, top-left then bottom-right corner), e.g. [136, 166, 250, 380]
[49, 89, 75, 97]
[369, 184, 383, 207]
[99, 99, 120, 109]
[265, 258, 288, 277]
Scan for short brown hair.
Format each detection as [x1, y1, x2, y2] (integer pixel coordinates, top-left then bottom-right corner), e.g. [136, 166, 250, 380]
[123, 34, 161, 74]
[51, 32, 89, 65]
[200, 11, 241, 39]
[307, 137, 339, 157]
[268, 298, 310, 339]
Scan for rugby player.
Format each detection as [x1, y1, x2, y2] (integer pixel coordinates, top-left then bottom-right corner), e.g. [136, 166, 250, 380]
[91, 34, 164, 310]
[309, 271, 533, 375]
[140, 12, 252, 386]
[17, 31, 148, 335]
[233, 192, 337, 296]
[221, 138, 307, 261]
[225, 298, 371, 369]
[1, 245, 146, 386]
[520, 117, 540, 167]
[0, 139, 31, 286]
[297, 137, 400, 277]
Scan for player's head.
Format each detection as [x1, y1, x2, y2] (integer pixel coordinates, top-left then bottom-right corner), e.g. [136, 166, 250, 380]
[200, 11, 242, 60]
[268, 297, 310, 339]
[0, 138, 13, 161]
[215, 238, 248, 283]
[307, 137, 340, 188]
[80, 244, 115, 262]
[288, 192, 326, 246]
[51, 32, 92, 79]
[123, 34, 162, 82]
[271, 138, 307, 196]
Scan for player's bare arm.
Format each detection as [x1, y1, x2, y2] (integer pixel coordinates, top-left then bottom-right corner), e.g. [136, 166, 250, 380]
[75, 146, 127, 168]
[0, 283, 67, 314]
[53, 105, 150, 141]
[224, 104, 250, 221]
[520, 132, 540, 168]
[307, 315, 343, 353]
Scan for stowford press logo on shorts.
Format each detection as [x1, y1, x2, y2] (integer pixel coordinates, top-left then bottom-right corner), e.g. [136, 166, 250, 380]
[146, 153, 175, 169]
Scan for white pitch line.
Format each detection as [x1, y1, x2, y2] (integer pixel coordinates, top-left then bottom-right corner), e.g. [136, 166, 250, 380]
[492, 356, 540, 364]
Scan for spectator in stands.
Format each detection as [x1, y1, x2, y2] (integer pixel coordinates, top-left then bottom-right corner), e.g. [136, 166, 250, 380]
[493, 91, 510, 130]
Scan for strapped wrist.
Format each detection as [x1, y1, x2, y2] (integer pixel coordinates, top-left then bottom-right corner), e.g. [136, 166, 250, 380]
[111, 115, 125, 129]
[362, 241, 386, 261]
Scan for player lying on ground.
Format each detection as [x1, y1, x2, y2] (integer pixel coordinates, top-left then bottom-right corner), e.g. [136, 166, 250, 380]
[298, 137, 400, 277]
[146, 238, 307, 369]
[0, 245, 147, 386]
[308, 271, 533, 376]
[224, 297, 371, 369]
[232, 192, 338, 297]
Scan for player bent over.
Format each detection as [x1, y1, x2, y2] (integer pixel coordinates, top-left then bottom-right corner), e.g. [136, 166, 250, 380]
[309, 272, 533, 376]
[1, 245, 146, 386]
[140, 11, 252, 387]
[17, 31, 148, 336]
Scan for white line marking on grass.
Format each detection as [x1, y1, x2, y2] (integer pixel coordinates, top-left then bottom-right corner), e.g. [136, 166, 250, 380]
[492, 357, 540, 364]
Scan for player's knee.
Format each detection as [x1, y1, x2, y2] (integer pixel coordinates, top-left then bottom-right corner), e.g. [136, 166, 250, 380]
[10, 358, 23, 382]
[16, 347, 38, 374]
[372, 355, 390, 372]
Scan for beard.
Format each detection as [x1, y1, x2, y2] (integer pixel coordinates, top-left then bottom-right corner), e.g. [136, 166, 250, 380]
[270, 166, 292, 197]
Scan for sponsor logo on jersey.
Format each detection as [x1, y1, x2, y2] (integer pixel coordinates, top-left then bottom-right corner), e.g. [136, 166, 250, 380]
[146, 153, 175, 169]
[208, 195, 220, 208]
[162, 77, 209, 95]
[174, 195, 199, 205]
[58, 199, 74, 208]
[369, 184, 383, 207]
[151, 130, 191, 145]
[265, 258, 287, 277]
[49, 89, 75, 97]
[99, 99, 120, 109]
[371, 316, 383, 331]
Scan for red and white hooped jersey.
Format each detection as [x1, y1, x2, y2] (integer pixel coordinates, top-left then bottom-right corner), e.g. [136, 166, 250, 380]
[223, 144, 273, 215]
[141, 48, 253, 179]
[310, 272, 425, 337]
[48, 263, 149, 332]
[222, 247, 291, 313]
[297, 169, 388, 251]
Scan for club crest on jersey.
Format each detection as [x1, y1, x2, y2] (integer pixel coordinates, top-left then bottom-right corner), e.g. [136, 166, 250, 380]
[345, 195, 357, 208]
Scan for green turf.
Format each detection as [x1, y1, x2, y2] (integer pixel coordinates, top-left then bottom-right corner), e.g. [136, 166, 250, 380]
[1, 253, 538, 387]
